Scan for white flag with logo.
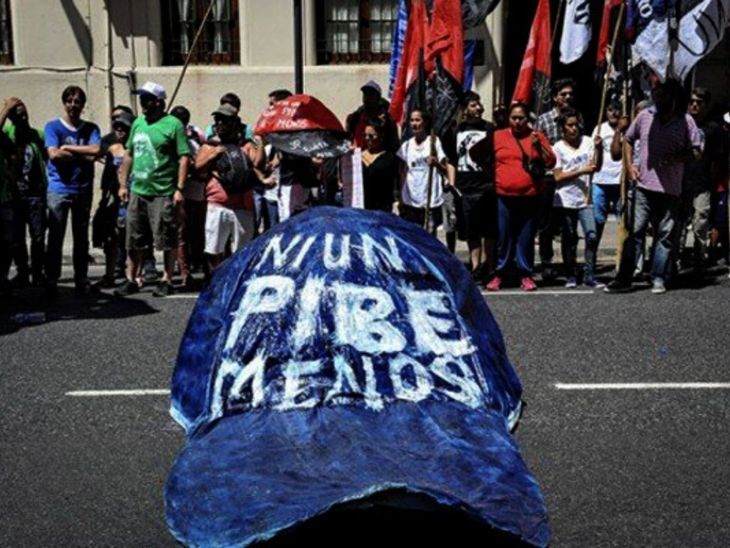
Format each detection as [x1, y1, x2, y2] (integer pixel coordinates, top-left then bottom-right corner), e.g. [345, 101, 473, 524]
[632, 0, 730, 80]
[674, 0, 730, 79]
[560, 0, 592, 64]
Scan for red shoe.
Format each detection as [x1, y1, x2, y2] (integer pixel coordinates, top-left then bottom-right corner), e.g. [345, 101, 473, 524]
[520, 276, 537, 292]
[485, 276, 502, 292]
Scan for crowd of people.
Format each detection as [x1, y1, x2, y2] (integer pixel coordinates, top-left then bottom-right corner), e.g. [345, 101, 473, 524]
[1, 75, 729, 300]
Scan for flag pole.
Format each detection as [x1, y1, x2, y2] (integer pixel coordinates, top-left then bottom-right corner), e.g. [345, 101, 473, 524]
[596, 2, 626, 132]
[616, 32, 633, 269]
[424, 68, 436, 232]
[589, 1, 626, 207]
[168, 0, 217, 109]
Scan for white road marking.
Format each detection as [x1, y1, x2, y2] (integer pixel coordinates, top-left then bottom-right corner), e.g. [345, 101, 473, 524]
[482, 290, 595, 296]
[66, 389, 170, 397]
[166, 294, 200, 299]
[555, 382, 730, 390]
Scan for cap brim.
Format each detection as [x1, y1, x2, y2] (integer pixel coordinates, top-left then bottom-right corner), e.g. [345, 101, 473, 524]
[165, 401, 550, 547]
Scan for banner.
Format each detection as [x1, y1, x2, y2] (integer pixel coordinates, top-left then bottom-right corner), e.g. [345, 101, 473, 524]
[388, 0, 410, 97]
[165, 207, 551, 547]
[560, 0, 592, 64]
[462, 0, 501, 28]
[596, 0, 624, 66]
[673, 0, 730, 78]
[631, 0, 730, 79]
[340, 148, 365, 208]
[511, 0, 552, 114]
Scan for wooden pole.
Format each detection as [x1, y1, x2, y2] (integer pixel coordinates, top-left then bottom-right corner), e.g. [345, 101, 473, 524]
[168, 0, 217, 109]
[588, 1, 626, 206]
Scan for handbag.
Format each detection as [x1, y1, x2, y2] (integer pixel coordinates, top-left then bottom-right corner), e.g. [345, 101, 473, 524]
[513, 134, 546, 180]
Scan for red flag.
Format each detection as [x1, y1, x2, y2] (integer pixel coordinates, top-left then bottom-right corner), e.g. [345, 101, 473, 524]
[389, 0, 428, 125]
[511, 0, 551, 113]
[425, 0, 464, 83]
[596, 0, 624, 66]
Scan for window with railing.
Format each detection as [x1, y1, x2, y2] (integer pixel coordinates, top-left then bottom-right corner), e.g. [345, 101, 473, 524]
[161, 0, 239, 65]
[316, 0, 398, 64]
[0, 0, 13, 65]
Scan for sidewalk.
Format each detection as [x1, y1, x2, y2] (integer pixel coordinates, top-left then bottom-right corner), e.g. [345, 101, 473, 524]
[56, 213, 623, 281]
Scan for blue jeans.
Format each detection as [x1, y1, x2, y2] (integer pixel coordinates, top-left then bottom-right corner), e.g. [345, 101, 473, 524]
[46, 192, 92, 284]
[557, 207, 598, 279]
[496, 195, 540, 276]
[252, 191, 280, 235]
[593, 183, 621, 250]
[617, 187, 679, 283]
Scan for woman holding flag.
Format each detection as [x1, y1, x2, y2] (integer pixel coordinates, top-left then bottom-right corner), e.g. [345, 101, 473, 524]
[397, 109, 450, 236]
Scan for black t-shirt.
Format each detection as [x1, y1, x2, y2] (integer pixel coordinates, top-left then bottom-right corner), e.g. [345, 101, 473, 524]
[684, 120, 723, 192]
[362, 151, 398, 211]
[445, 119, 495, 195]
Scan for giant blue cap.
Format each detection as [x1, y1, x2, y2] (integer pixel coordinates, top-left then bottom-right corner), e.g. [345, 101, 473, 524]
[165, 206, 550, 546]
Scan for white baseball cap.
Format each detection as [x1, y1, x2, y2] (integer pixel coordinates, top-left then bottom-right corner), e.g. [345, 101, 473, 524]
[134, 81, 167, 100]
[724, 112, 730, 125]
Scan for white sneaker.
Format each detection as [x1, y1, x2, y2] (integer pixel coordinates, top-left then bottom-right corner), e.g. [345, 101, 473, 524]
[564, 277, 577, 289]
[651, 279, 667, 294]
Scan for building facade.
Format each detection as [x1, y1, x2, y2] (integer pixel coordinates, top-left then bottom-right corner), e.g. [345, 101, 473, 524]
[1, 1, 727, 134]
[0, 0, 504, 130]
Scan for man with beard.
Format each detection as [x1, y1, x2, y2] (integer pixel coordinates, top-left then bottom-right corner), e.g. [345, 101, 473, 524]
[115, 82, 191, 298]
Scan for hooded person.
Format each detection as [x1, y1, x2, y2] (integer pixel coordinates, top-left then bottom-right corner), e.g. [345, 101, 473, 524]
[165, 206, 550, 547]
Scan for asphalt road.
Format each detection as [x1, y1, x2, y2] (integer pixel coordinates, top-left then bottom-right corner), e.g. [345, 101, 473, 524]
[1, 260, 729, 547]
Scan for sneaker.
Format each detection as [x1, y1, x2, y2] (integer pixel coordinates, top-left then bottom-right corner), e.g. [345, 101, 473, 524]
[114, 279, 140, 297]
[75, 280, 99, 296]
[144, 268, 160, 284]
[471, 263, 488, 284]
[583, 276, 605, 289]
[604, 280, 632, 293]
[564, 277, 577, 289]
[93, 275, 117, 289]
[651, 279, 667, 295]
[520, 277, 537, 292]
[541, 265, 557, 283]
[152, 281, 174, 297]
[485, 276, 502, 292]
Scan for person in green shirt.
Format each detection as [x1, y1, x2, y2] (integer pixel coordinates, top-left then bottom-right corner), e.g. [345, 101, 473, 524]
[0, 97, 21, 296]
[4, 99, 48, 288]
[115, 82, 191, 297]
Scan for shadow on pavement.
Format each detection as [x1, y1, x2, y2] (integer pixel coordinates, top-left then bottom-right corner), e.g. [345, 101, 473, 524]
[0, 284, 159, 336]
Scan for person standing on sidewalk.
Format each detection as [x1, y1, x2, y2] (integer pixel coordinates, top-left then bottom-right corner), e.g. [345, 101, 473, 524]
[3, 99, 48, 289]
[535, 79, 581, 283]
[115, 82, 191, 297]
[488, 102, 556, 292]
[552, 109, 603, 288]
[674, 87, 723, 277]
[605, 80, 702, 295]
[44, 86, 101, 297]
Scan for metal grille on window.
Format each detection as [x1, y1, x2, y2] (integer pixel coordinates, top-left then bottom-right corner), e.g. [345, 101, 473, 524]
[162, 0, 239, 65]
[318, 0, 397, 64]
[0, 0, 12, 65]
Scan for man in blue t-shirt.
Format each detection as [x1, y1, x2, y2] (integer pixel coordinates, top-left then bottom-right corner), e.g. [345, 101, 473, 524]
[44, 85, 101, 296]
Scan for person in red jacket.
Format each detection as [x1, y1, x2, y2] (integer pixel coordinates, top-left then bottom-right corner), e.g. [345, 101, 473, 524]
[486, 102, 555, 291]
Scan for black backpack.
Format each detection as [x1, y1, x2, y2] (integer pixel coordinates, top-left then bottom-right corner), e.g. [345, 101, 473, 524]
[215, 143, 257, 194]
